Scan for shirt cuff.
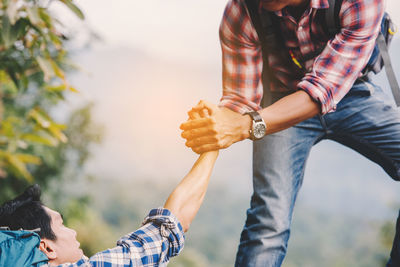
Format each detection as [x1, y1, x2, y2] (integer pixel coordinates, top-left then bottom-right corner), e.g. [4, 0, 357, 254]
[142, 208, 185, 257]
[297, 79, 336, 114]
[219, 98, 259, 114]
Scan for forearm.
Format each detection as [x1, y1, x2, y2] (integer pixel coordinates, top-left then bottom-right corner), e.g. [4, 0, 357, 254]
[257, 90, 320, 135]
[164, 151, 218, 232]
[224, 90, 320, 139]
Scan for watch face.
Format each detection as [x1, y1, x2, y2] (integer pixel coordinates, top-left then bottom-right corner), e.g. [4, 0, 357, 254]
[253, 122, 266, 139]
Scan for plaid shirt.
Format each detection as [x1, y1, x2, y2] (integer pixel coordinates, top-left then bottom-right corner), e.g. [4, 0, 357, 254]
[51, 208, 185, 267]
[219, 0, 384, 114]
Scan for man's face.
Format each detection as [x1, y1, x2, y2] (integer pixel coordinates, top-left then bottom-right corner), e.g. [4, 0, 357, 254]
[42, 207, 83, 264]
[261, 0, 306, 12]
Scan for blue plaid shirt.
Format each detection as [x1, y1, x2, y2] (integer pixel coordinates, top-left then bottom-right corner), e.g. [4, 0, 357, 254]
[51, 208, 185, 267]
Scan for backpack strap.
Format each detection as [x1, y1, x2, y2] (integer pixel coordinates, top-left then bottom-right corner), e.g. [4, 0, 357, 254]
[376, 31, 400, 106]
[325, 0, 343, 35]
[244, 0, 292, 106]
[326, 0, 400, 106]
[244, 0, 274, 107]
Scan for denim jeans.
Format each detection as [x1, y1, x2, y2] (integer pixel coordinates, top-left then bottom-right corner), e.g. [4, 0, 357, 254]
[234, 81, 400, 267]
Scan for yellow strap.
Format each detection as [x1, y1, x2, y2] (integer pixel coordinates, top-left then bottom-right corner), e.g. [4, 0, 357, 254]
[289, 50, 303, 69]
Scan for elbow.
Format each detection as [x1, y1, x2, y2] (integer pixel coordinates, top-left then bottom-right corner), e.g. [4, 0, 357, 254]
[182, 222, 190, 233]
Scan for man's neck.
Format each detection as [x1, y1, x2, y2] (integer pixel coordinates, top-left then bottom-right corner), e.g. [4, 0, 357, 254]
[287, 0, 310, 21]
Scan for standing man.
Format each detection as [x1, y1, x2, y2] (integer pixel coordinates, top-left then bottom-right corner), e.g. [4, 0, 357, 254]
[180, 0, 400, 266]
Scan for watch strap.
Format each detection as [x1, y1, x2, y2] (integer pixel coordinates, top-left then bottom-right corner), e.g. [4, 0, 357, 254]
[245, 111, 263, 122]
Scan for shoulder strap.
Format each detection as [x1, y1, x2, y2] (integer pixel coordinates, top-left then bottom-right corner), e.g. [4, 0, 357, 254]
[326, 0, 343, 35]
[244, 0, 291, 106]
[244, 0, 274, 106]
[376, 31, 400, 106]
[326, 1, 400, 106]
[244, 0, 272, 56]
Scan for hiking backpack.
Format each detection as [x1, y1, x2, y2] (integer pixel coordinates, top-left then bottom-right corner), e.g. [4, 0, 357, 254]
[244, 0, 400, 107]
[0, 227, 48, 267]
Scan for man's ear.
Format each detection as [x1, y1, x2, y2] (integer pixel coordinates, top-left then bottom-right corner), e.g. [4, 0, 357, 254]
[39, 239, 57, 260]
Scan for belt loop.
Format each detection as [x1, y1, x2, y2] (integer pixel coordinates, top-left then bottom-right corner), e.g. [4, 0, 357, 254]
[318, 115, 331, 135]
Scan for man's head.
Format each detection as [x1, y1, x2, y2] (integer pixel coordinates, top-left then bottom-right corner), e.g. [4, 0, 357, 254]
[0, 185, 83, 265]
[261, 0, 309, 12]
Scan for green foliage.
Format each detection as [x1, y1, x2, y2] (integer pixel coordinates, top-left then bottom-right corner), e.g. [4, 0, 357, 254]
[0, 0, 84, 181]
[0, 103, 103, 204]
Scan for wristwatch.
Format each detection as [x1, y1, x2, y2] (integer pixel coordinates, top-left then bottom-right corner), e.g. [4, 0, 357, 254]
[245, 111, 267, 140]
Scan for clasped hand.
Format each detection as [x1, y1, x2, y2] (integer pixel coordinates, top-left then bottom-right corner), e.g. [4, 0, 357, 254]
[180, 100, 251, 154]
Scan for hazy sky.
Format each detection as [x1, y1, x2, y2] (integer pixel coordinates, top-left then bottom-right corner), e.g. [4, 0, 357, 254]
[70, 0, 400, 64]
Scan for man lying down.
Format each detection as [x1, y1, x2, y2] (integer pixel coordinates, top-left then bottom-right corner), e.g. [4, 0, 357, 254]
[0, 150, 218, 267]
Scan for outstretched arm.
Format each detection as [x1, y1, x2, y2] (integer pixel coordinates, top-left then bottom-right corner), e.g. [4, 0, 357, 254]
[164, 150, 218, 232]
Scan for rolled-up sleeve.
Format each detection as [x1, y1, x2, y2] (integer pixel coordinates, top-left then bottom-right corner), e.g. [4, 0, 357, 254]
[297, 0, 384, 114]
[116, 208, 185, 265]
[74, 208, 185, 267]
[219, 0, 264, 114]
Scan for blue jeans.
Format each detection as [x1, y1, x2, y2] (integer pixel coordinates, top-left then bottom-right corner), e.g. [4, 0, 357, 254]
[234, 81, 400, 267]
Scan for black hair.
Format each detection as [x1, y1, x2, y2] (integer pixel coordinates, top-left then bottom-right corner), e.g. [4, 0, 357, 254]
[0, 184, 56, 240]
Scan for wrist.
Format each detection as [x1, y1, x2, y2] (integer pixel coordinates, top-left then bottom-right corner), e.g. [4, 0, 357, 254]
[240, 113, 252, 140]
[245, 111, 267, 140]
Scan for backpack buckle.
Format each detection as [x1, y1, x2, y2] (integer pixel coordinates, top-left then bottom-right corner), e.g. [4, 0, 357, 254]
[388, 25, 397, 35]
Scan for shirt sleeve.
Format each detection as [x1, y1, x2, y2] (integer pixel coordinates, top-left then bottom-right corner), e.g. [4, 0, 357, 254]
[52, 208, 185, 267]
[219, 0, 264, 114]
[115, 208, 184, 265]
[297, 0, 385, 114]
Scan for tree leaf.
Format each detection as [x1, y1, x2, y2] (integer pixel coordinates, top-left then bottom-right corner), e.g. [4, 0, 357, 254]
[45, 84, 67, 92]
[69, 86, 79, 93]
[28, 109, 51, 128]
[26, 6, 43, 27]
[36, 56, 55, 81]
[15, 153, 42, 165]
[1, 16, 18, 48]
[59, 0, 85, 20]
[51, 60, 65, 79]
[5, 153, 33, 182]
[48, 124, 68, 143]
[38, 8, 52, 27]
[20, 133, 58, 146]
[6, 0, 19, 25]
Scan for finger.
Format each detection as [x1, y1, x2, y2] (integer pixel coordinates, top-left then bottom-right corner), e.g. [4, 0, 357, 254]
[181, 127, 216, 140]
[188, 109, 201, 120]
[200, 108, 210, 118]
[180, 117, 213, 130]
[185, 136, 218, 148]
[189, 108, 209, 119]
[192, 100, 215, 115]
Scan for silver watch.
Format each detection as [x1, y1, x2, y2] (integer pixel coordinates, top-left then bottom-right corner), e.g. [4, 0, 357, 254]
[245, 111, 267, 140]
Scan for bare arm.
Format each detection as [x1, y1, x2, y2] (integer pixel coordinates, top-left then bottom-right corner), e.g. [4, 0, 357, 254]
[164, 150, 218, 232]
[180, 91, 319, 153]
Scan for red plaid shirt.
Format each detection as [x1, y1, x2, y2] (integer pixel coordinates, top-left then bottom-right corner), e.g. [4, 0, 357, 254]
[219, 0, 385, 114]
